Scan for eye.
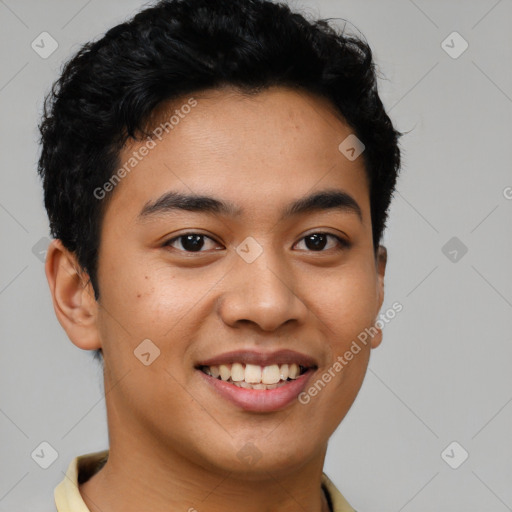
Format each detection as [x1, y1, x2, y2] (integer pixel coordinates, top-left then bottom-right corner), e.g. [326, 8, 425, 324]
[163, 233, 222, 253]
[294, 232, 350, 252]
[163, 231, 350, 254]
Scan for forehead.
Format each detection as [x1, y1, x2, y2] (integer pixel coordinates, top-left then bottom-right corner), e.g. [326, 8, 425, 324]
[108, 86, 370, 224]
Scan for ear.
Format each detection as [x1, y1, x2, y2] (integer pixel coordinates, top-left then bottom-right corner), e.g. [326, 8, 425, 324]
[370, 244, 387, 349]
[45, 239, 101, 351]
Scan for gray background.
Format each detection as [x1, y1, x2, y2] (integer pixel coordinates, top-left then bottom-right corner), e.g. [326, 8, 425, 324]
[1, 0, 511, 510]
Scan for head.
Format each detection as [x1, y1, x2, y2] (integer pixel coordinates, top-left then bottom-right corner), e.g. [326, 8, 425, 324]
[39, 0, 400, 477]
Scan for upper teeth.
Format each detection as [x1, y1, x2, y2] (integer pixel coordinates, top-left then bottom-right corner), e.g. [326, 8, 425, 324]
[203, 363, 302, 384]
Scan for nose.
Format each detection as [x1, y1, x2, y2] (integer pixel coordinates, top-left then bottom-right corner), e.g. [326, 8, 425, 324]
[217, 244, 309, 332]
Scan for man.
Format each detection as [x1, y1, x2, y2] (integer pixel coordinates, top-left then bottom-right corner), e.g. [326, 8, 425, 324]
[38, 0, 401, 510]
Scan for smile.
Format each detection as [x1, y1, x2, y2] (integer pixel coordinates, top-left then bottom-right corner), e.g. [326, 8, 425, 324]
[199, 363, 309, 390]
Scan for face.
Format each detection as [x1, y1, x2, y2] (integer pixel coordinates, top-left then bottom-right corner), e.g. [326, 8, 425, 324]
[83, 86, 385, 477]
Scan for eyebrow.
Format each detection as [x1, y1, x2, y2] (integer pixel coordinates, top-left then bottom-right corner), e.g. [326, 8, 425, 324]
[138, 188, 363, 223]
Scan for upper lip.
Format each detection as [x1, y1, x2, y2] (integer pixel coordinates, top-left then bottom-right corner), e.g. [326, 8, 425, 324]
[196, 349, 318, 368]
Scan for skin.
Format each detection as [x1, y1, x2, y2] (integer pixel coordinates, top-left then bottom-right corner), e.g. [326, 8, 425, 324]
[46, 85, 387, 512]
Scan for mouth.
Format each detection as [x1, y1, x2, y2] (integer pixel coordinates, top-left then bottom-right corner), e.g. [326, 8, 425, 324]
[195, 350, 318, 412]
[198, 362, 310, 390]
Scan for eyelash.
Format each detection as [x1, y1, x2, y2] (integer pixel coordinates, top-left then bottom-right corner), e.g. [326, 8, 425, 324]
[162, 232, 351, 253]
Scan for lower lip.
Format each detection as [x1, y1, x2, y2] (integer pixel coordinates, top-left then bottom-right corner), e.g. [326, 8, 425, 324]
[197, 369, 314, 412]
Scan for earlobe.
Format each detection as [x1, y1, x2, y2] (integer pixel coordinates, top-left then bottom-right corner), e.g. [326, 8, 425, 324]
[45, 239, 102, 351]
[370, 325, 383, 349]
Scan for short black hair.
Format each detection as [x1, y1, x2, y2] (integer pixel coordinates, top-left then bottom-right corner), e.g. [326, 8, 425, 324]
[37, 0, 401, 365]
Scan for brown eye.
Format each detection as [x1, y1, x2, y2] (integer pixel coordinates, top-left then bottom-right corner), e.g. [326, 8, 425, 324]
[294, 233, 350, 252]
[164, 233, 221, 252]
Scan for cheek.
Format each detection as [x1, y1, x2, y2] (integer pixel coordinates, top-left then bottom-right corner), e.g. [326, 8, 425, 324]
[298, 268, 376, 433]
[317, 264, 377, 405]
[309, 264, 378, 342]
[98, 258, 221, 355]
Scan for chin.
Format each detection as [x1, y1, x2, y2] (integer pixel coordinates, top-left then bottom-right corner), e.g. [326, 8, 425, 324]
[195, 434, 324, 480]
